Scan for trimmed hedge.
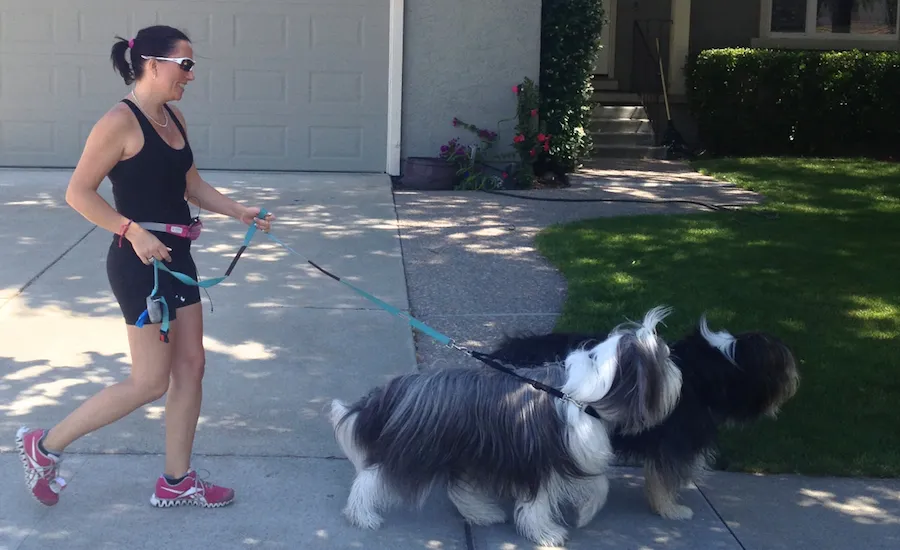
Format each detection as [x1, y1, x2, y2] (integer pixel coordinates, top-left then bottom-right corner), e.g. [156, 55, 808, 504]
[686, 48, 900, 157]
[539, 0, 605, 170]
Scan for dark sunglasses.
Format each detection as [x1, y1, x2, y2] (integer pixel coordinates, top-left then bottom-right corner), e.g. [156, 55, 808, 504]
[141, 55, 195, 72]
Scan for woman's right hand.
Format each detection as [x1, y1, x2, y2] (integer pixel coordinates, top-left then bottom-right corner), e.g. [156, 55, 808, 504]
[127, 224, 172, 265]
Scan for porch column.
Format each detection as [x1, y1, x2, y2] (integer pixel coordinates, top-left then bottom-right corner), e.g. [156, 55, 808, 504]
[668, 0, 691, 95]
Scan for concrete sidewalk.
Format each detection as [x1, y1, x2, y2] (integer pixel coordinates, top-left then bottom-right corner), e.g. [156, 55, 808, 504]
[1, 165, 898, 550]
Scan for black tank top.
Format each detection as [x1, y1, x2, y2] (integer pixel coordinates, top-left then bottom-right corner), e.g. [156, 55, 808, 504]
[108, 98, 194, 250]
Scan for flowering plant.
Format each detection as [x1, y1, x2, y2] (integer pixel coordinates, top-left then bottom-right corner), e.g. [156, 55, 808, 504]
[440, 77, 552, 190]
[439, 119, 503, 190]
[508, 77, 550, 188]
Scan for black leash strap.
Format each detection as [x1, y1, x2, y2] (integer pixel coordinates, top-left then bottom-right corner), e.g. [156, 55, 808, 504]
[468, 350, 603, 421]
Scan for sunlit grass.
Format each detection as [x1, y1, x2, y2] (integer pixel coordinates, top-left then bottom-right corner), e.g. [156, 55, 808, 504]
[535, 157, 900, 477]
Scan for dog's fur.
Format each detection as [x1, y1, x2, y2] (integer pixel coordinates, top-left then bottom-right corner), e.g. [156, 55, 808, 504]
[329, 306, 683, 546]
[488, 313, 801, 520]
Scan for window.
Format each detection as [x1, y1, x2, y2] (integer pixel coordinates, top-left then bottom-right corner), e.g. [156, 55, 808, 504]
[768, 0, 900, 39]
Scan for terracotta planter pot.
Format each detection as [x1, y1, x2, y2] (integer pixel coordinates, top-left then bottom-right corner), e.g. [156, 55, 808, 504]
[400, 157, 457, 190]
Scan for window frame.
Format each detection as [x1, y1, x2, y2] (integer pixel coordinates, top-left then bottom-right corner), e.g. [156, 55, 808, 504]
[760, 0, 900, 42]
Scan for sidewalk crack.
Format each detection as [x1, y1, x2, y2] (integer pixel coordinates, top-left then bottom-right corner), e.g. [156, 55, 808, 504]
[696, 484, 747, 550]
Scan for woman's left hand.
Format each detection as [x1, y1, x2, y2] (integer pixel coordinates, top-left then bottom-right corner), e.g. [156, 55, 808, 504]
[240, 206, 275, 233]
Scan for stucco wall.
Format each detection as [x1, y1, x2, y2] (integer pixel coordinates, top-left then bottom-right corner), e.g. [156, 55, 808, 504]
[690, 0, 761, 52]
[400, 0, 542, 161]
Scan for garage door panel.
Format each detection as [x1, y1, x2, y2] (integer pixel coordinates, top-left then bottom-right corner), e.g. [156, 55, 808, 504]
[0, 0, 390, 172]
[0, 5, 159, 55]
[0, 113, 92, 166]
[180, 112, 385, 172]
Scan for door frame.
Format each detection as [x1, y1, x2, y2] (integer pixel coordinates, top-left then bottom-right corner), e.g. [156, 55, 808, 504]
[387, 0, 404, 175]
[594, 0, 617, 77]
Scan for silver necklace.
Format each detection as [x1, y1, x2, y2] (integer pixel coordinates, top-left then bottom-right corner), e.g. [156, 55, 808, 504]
[130, 90, 168, 127]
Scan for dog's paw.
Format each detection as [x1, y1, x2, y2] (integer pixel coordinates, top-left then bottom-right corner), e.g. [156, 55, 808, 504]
[535, 526, 568, 548]
[343, 505, 383, 530]
[658, 503, 694, 520]
[463, 507, 507, 526]
[575, 506, 599, 529]
[519, 523, 568, 548]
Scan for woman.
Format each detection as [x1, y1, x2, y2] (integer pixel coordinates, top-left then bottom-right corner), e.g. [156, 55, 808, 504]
[15, 25, 273, 509]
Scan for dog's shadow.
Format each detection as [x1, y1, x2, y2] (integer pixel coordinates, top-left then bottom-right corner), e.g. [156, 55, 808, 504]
[462, 469, 736, 549]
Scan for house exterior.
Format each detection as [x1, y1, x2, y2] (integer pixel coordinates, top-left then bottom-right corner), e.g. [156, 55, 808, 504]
[594, 0, 900, 147]
[0, 0, 541, 176]
[4, 1, 895, 174]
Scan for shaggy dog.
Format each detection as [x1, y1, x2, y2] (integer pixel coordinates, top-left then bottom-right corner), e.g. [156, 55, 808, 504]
[487, 313, 800, 520]
[329, 306, 684, 546]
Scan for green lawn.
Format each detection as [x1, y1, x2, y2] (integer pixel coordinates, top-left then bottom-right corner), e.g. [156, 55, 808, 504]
[535, 157, 900, 477]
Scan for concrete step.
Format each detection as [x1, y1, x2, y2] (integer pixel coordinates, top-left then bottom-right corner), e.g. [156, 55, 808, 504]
[591, 77, 619, 91]
[591, 91, 643, 104]
[590, 144, 669, 160]
[591, 104, 648, 120]
[588, 117, 652, 134]
[591, 131, 655, 147]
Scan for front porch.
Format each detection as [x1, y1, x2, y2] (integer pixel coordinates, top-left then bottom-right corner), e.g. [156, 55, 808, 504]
[586, 0, 692, 159]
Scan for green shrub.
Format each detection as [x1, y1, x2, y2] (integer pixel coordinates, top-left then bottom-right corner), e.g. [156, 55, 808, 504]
[539, 0, 605, 171]
[686, 48, 900, 157]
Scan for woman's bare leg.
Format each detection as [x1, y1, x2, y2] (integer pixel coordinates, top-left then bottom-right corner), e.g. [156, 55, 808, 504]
[41, 322, 176, 453]
[150, 301, 234, 508]
[163, 302, 205, 478]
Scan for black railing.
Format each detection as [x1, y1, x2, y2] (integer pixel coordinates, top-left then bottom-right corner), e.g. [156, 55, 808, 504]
[631, 18, 672, 145]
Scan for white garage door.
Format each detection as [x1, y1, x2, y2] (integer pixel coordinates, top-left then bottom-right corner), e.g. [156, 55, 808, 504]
[0, 1, 390, 172]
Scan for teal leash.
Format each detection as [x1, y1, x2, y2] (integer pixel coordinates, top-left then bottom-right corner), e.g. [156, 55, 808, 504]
[261, 231, 453, 347]
[134, 207, 600, 417]
[134, 208, 266, 342]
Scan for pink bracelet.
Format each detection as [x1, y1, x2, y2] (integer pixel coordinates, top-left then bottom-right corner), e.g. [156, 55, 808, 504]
[118, 219, 133, 248]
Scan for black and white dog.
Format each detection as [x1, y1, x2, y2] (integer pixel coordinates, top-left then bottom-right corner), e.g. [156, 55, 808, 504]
[329, 306, 684, 546]
[488, 313, 801, 520]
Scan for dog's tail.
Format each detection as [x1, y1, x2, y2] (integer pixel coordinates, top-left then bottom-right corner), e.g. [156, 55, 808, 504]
[699, 313, 738, 365]
[330, 399, 367, 472]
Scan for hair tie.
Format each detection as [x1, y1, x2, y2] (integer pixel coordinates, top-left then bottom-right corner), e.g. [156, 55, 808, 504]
[127, 38, 134, 49]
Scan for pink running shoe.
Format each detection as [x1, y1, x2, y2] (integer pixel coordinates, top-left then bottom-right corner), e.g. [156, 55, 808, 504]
[150, 468, 235, 508]
[15, 427, 66, 506]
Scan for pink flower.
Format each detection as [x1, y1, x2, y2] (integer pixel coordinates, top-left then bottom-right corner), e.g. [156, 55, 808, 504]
[513, 134, 525, 143]
[502, 172, 508, 179]
[530, 150, 536, 157]
[531, 109, 538, 117]
[537, 133, 547, 142]
[513, 85, 520, 94]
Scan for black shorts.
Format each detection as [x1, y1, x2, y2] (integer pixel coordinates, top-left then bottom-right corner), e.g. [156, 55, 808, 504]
[106, 236, 202, 326]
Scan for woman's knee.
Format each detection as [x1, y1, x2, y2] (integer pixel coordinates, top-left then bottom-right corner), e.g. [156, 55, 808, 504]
[132, 373, 170, 403]
[171, 350, 206, 386]
[125, 325, 175, 402]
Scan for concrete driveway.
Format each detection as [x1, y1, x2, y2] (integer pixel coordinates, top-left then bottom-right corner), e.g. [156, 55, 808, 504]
[1, 166, 898, 550]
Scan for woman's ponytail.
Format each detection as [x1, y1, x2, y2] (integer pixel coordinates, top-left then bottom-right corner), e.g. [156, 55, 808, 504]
[110, 35, 135, 85]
